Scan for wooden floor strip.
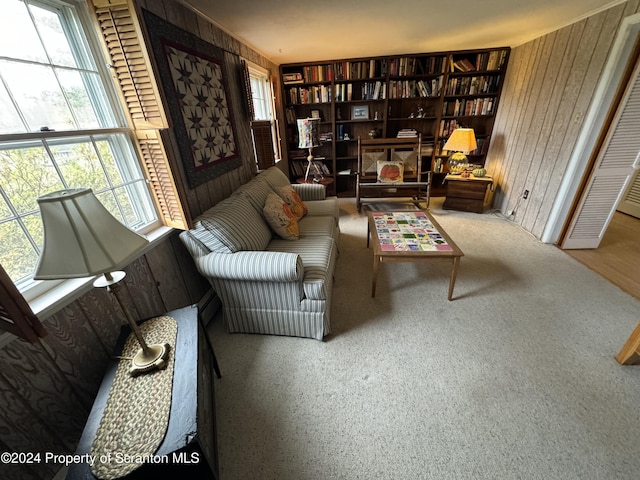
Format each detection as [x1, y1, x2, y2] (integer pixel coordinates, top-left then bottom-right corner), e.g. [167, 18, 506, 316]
[563, 211, 640, 300]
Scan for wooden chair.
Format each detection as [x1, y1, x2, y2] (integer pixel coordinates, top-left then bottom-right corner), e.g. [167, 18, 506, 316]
[356, 135, 431, 211]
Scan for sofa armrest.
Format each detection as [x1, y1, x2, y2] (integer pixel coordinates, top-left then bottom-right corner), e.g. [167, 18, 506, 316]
[292, 183, 326, 201]
[196, 251, 303, 282]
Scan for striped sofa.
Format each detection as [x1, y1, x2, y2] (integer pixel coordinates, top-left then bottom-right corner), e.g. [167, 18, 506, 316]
[179, 167, 339, 340]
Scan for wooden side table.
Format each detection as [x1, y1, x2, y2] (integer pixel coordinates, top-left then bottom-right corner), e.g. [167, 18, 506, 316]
[66, 305, 219, 479]
[296, 176, 334, 186]
[443, 175, 493, 213]
[296, 176, 335, 195]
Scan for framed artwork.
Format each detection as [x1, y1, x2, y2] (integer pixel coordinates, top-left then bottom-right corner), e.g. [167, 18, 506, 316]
[352, 105, 369, 120]
[142, 10, 241, 189]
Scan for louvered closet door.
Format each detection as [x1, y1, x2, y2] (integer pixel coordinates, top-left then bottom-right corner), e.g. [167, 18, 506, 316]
[617, 170, 640, 218]
[562, 55, 640, 249]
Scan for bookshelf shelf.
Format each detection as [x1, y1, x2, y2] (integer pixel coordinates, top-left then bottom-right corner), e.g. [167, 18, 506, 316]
[280, 47, 509, 196]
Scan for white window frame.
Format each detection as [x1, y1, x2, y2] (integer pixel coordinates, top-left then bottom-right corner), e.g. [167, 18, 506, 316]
[0, 0, 163, 314]
[247, 63, 281, 162]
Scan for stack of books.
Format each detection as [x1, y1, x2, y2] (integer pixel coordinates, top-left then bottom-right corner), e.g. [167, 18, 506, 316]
[397, 129, 418, 138]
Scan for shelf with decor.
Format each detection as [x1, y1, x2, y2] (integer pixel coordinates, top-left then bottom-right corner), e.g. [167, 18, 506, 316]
[279, 47, 509, 198]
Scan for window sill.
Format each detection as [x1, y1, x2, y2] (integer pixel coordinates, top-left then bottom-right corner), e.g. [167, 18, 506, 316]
[29, 225, 175, 321]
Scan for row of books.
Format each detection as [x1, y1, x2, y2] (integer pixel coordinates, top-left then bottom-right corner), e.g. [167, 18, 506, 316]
[334, 59, 388, 80]
[334, 81, 386, 102]
[389, 56, 447, 76]
[388, 78, 442, 99]
[283, 50, 507, 86]
[285, 56, 447, 84]
[450, 50, 508, 72]
[397, 128, 418, 138]
[450, 58, 477, 72]
[436, 137, 489, 156]
[290, 158, 331, 177]
[438, 119, 463, 138]
[285, 107, 297, 125]
[283, 65, 334, 84]
[445, 75, 501, 96]
[442, 97, 495, 117]
[319, 132, 333, 142]
[286, 85, 331, 104]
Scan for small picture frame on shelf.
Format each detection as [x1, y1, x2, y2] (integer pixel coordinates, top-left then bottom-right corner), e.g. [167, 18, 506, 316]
[311, 109, 321, 120]
[352, 105, 369, 120]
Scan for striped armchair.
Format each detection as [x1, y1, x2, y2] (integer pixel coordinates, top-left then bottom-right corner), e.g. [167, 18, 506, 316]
[180, 167, 339, 340]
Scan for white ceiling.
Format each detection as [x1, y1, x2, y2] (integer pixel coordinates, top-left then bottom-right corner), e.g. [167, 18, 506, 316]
[180, 0, 624, 64]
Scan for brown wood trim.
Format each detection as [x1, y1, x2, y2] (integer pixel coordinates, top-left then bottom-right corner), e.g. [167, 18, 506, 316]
[0, 264, 47, 343]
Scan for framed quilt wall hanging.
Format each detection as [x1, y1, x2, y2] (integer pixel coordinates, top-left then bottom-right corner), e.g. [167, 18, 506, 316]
[142, 9, 241, 189]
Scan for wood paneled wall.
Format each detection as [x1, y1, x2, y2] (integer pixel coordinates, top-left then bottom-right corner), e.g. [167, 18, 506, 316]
[137, 0, 282, 219]
[0, 1, 280, 478]
[0, 233, 209, 480]
[487, 0, 640, 240]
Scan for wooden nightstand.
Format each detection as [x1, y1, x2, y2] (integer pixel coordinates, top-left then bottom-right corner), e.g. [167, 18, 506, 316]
[443, 175, 494, 213]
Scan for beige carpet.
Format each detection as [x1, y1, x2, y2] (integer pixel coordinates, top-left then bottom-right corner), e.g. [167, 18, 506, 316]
[207, 197, 640, 480]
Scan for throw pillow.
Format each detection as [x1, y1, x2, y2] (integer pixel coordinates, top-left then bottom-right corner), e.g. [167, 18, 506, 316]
[263, 192, 299, 240]
[275, 185, 308, 220]
[377, 160, 404, 183]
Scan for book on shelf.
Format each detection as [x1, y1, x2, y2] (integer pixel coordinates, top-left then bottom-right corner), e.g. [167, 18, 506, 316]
[319, 132, 333, 142]
[335, 83, 354, 102]
[442, 98, 494, 116]
[290, 158, 308, 177]
[314, 160, 331, 175]
[452, 58, 476, 72]
[301, 64, 333, 82]
[285, 107, 297, 125]
[423, 142, 434, 156]
[287, 85, 331, 104]
[283, 72, 304, 84]
[338, 168, 352, 175]
[290, 158, 329, 177]
[397, 128, 418, 138]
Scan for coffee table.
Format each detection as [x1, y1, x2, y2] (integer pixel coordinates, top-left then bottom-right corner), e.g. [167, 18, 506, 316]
[367, 210, 464, 300]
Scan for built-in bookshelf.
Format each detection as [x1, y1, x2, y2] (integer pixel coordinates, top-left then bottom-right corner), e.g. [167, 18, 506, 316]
[280, 47, 509, 196]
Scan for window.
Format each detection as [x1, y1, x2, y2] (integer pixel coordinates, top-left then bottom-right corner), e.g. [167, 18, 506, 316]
[247, 64, 281, 168]
[250, 71, 272, 121]
[0, 0, 158, 294]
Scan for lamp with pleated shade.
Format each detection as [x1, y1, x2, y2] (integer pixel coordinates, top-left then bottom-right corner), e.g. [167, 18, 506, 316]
[443, 128, 477, 172]
[35, 188, 170, 376]
[297, 117, 321, 182]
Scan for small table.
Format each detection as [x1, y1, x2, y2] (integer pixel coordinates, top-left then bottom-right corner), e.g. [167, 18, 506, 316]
[66, 305, 219, 479]
[367, 210, 464, 300]
[296, 176, 334, 186]
[443, 174, 493, 213]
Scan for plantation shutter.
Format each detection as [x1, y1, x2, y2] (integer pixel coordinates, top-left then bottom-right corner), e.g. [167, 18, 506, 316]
[252, 120, 276, 170]
[137, 129, 190, 229]
[88, 0, 191, 229]
[242, 60, 277, 170]
[241, 60, 256, 121]
[0, 264, 47, 343]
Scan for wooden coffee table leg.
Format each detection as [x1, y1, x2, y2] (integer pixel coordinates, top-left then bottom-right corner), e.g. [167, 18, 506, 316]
[448, 256, 461, 301]
[366, 221, 370, 248]
[372, 255, 379, 297]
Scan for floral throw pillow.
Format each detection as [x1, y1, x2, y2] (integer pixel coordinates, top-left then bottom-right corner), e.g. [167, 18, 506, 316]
[263, 192, 299, 240]
[377, 161, 404, 183]
[275, 185, 308, 220]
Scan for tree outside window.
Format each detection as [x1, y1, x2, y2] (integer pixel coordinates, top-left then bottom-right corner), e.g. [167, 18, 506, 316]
[0, 0, 157, 292]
